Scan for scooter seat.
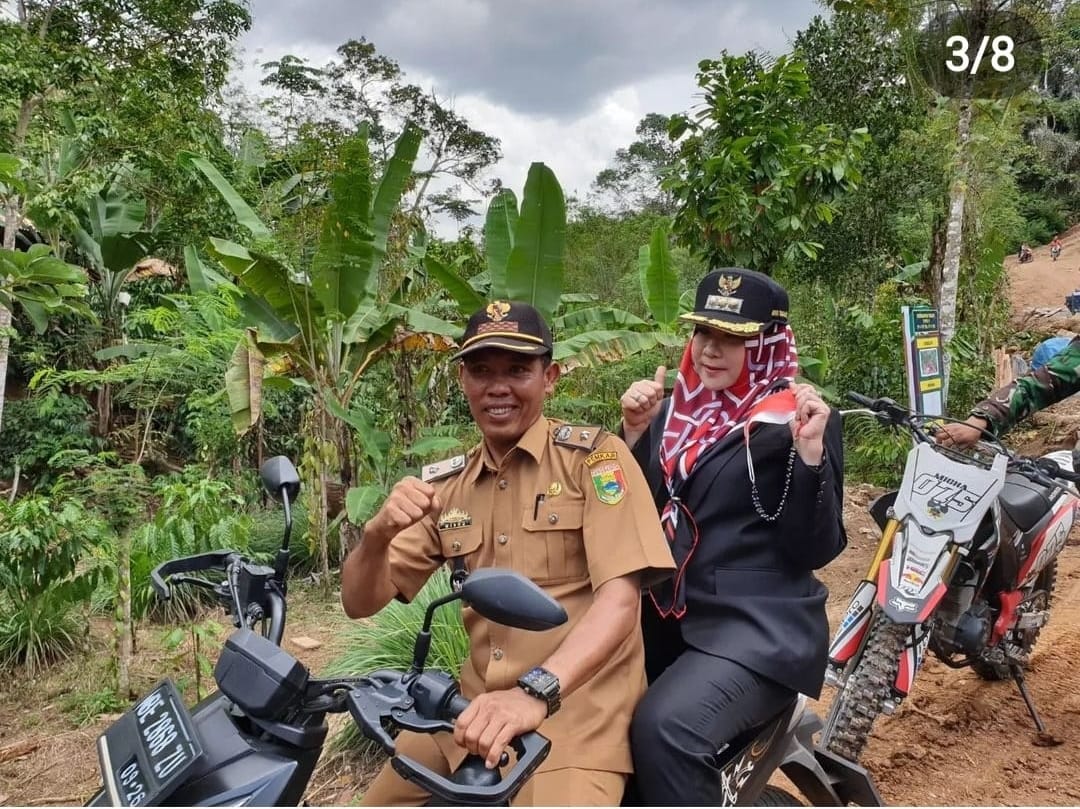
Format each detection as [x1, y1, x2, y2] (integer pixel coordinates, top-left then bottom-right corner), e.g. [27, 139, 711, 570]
[1000, 473, 1053, 532]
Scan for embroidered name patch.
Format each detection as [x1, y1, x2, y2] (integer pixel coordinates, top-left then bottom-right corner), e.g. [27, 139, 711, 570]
[590, 461, 627, 505]
[585, 450, 618, 467]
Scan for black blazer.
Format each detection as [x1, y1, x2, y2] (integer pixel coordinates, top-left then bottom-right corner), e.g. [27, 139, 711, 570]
[630, 404, 846, 698]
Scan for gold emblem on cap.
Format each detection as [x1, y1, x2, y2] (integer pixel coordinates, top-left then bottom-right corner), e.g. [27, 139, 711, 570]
[486, 300, 511, 322]
[717, 274, 742, 296]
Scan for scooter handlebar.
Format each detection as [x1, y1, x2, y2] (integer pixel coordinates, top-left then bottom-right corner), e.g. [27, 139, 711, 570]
[391, 728, 551, 807]
[150, 550, 237, 600]
[347, 670, 551, 805]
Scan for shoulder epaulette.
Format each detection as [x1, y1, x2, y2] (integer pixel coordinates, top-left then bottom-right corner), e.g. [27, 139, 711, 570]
[551, 423, 605, 451]
[421, 454, 467, 483]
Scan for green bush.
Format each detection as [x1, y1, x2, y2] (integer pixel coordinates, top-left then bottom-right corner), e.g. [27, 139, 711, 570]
[248, 499, 315, 571]
[0, 392, 100, 491]
[128, 475, 254, 622]
[0, 496, 111, 673]
[325, 570, 468, 753]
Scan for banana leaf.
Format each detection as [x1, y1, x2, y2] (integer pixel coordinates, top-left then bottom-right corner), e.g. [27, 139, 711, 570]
[485, 189, 518, 298]
[179, 152, 272, 239]
[505, 164, 565, 320]
[639, 224, 680, 326]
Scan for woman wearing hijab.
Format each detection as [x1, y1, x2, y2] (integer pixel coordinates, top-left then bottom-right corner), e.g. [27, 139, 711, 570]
[618, 268, 846, 805]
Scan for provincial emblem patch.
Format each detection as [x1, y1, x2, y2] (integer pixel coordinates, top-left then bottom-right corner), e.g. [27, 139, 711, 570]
[590, 461, 627, 505]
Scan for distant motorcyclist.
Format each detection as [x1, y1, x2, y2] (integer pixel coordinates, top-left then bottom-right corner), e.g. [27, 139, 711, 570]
[1019, 243, 1034, 263]
[1050, 236, 1062, 261]
[937, 335, 1080, 448]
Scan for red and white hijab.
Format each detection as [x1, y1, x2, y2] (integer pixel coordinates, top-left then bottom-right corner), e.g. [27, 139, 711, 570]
[650, 324, 800, 618]
[659, 324, 800, 481]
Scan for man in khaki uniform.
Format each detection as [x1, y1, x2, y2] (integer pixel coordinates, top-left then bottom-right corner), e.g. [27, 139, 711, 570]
[341, 300, 674, 806]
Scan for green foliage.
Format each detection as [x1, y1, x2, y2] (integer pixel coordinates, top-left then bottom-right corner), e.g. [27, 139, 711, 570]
[843, 413, 909, 488]
[62, 686, 130, 726]
[0, 495, 110, 673]
[326, 570, 468, 753]
[0, 390, 99, 490]
[129, 475, 253, 622]
[664, 53, 871, 274]
[790, 10, 936, 290]
[0, 243, 94, 333]
[248, 499, 316, 572]
[163, 619, 225, 701]
[49, 450, 151, 534]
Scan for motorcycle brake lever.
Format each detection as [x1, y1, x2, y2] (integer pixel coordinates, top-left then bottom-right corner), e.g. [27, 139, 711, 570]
[346, 677, 410, 755]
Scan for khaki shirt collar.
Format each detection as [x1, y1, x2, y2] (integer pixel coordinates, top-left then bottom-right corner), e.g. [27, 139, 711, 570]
[465, 416, 549, 483]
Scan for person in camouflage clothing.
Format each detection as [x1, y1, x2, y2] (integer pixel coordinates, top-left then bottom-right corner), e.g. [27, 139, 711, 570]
[937, 336, 1080, 448]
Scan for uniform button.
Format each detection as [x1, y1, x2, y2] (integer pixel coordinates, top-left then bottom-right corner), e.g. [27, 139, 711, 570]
[548, 513, 559, 525]
[497, 534, 508, 545]
[451, 540, 462, 552]
[492, 648, 504, 660]
[498, 479, 509, 490]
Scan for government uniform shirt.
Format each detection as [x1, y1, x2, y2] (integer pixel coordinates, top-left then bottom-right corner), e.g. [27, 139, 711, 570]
[387, 415, 675, 774]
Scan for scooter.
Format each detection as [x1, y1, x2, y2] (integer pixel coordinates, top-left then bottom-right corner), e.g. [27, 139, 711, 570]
[86, 456, 564, 807]
[684, 684, 883, 806]
[1051, 244, 1062, 261]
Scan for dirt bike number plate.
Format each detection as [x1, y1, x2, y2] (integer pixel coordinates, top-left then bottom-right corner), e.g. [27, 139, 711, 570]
[96, 679, 204, 806]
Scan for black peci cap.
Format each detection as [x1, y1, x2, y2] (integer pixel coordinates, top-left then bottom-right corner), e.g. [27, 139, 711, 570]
[452, 300, 554, 361]
[679, 268, 789, 335]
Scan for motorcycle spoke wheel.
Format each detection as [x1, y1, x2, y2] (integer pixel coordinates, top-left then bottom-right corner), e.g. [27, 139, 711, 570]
[820, 611, 908, 763]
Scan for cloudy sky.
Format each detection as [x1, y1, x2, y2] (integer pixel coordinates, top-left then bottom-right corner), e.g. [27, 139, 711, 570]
[235, 0, 826, 228]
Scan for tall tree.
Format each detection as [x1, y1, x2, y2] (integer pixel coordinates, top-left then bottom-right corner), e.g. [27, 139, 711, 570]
[824, 0, 1059, 398]
[663, 53, 870, 275]
[792, 10, 933, 289]
[591, 113, 680, 215]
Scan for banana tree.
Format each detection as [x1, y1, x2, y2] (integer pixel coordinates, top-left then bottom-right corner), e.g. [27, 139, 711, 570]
[185, 123, 459, 587]
[428, 181, 686, 373]
[71, 181, 156, 434]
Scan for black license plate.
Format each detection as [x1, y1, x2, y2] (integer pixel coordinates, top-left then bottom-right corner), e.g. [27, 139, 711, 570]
[97, 679, 204, 806]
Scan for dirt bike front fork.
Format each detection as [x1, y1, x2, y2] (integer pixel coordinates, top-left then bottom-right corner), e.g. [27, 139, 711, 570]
[1010, 664, 1048, 734]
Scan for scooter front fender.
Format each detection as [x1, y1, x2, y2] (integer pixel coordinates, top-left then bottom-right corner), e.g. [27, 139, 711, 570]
[778, 704, 884, 806]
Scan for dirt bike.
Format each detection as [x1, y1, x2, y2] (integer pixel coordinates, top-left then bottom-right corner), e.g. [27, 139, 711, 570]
[86, 456, 564, 807]
[1051, 244, 1062, 261]
[820, 393, 1080, 763]
[1019, 249, 1034, 263]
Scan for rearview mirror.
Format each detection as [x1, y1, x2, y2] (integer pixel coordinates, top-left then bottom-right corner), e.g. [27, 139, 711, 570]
[260, 456, 300, 502]
[460, 569, 567, 631]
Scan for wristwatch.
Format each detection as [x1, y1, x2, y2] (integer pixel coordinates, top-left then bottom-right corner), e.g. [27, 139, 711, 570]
[517, 666, 561, 717]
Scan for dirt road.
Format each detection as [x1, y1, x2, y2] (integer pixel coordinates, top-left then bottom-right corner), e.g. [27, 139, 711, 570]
[1007, 224, 1080, 329]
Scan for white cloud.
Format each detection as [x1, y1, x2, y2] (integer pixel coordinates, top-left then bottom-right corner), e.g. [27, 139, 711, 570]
[232, 0, 826, 233]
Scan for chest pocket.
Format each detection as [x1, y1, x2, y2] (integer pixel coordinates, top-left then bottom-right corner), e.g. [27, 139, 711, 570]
[520, 500, 588, 584]
[438, 526, 484, 577]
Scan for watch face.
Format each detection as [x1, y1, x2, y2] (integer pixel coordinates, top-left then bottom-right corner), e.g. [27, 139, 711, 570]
[525, 667, 557, 691]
